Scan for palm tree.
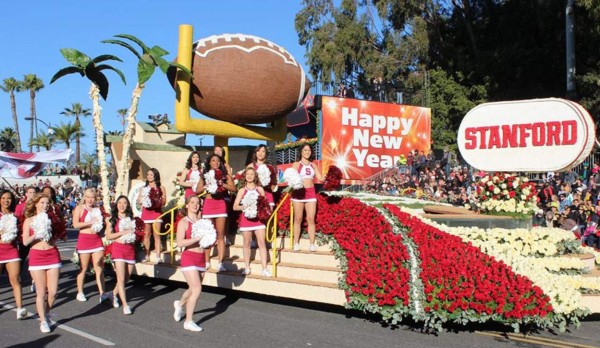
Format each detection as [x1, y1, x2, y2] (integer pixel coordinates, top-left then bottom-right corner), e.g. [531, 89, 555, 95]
[60, 102, 91, 163]
[0, 78, 23, 152]
[22, 74, 44, 152]
[106, 130, 124, 136]
[51, 48, 126, 211]
[80, 152, 96, 173]
[52, 121, 82, 150]
[29, 132, 55, 151]
[116, 108, 127, 132]
[102, 34, 191, 197]
[0, 127, 18, 152]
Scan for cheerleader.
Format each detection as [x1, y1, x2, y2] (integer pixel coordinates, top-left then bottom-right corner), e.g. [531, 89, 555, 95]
[0, 190, 28, 320]
[179, 151, 202, 199]
[139, 168, 167, 263]
[42, 186, 67, 242]
[247, 144, 276, 208]
[232, 168, 271, 277]
[22, 193, 61, 333]
[213, 145, 232, 176]
[72, 188, 107, 303]
[291, 144, 324, 252]
[197, 154, 236, 271]
[105, 195, 136, 315]
[173, 195, 206, 332]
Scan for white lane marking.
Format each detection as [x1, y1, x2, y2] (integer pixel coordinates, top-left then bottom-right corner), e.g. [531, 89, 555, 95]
[0, 300, 115, 346]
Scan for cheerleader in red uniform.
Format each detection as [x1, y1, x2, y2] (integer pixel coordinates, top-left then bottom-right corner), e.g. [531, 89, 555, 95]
[291, 144, 324, 252]
[247, 144, 277, 208]
[0, 190, 28, 320]
[197, 154, 236, 271]
[138, 168, 166, 263]
[105, 195, 137, 315]
[179, 151, 202, 199]
[233, 168, 271, 277]
[22, 193, 61, 333]
[72, 188, 107, 303]
[172, 195, 206, 332]
[41, 186, 67, 242]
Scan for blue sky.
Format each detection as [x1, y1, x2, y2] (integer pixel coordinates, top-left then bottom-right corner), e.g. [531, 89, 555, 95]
[0, 0, 307, 155]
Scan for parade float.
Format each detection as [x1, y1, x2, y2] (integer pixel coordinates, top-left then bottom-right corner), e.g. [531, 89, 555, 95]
[112, 24, 600, 334]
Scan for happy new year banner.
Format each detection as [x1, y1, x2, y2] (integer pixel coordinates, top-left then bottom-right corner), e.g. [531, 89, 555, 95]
[320, 96, 431, 180]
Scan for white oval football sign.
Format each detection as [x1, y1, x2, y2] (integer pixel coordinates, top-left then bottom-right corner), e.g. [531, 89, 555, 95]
[457, 98, 595, 172]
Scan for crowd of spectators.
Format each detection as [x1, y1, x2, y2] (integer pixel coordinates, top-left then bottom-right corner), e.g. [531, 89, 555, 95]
[0, 176, 94, 228]
[363, 151, 600, 249]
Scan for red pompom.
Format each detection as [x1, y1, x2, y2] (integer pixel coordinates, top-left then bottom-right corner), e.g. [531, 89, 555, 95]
[257, 195, 272, 224]
[323, 165, 343, 191]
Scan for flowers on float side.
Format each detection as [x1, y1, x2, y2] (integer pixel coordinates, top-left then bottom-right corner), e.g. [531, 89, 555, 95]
[118, 217, 136, 244]
[31, 212, 52, 242]
[475, 173, 538, 216]
[191, 219, 217, 248]
[0, 213, 18, 242]
[172, 171, 186, 197]
[384, 204, 554, 328]
[240, 189, 259, 219]
[414, 215, 588, 315]
[283, 168, 303, 190]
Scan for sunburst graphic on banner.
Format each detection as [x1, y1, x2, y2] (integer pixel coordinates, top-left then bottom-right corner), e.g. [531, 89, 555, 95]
[320, 96, 431, 180]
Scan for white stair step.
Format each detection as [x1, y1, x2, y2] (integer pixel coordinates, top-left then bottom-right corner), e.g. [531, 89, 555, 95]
[158, 251, 341, 283]
[228, 234, 333, 252]
[132, 263, 345, 306]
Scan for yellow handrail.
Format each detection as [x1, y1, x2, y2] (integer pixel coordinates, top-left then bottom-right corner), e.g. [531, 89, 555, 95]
[153, 192, 206, 265]
[265, 192, 292, 277]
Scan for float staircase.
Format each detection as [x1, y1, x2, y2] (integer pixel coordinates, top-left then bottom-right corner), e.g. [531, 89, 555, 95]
[132, 235, 346, 305]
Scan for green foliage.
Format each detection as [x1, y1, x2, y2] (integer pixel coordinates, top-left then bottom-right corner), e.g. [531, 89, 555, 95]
[102, 34, 191, 85]
[296, 0, 600, 145]
[51, 121, 82, 149]
[29, 132, 55, 151]
[51, 48, 125, 100]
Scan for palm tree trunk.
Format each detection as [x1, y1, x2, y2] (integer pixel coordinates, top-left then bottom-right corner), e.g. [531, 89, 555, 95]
[30, 90, 38, 152]
[75, 117, 81, 164]
[115, 83, 143, 197]
[9, 91, 22, 152]
[89, 83, 111, 212]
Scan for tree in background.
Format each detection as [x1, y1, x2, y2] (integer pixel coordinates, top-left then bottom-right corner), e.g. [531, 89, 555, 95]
[51, 48, 126, 211]
[52, 121, 82, 151]
[296, 0, 600, 147]
[116, 108, 128, 132]
[0, 127, 18, 152]
[102, 34, 191, 197]
[22, 74, 44, 152]
[29, 132, 55, 151]
[0, 78, 23, 152]
[60, 102, 91, 164]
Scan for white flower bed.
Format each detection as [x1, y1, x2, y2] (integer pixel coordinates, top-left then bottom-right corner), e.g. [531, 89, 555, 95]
[412, 213, 597, 314]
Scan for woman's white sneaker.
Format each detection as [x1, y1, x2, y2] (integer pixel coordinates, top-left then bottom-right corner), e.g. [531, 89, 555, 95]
[309, 244, 317, 252]
[261, 269, 272, 277]
[113, 295, 120, 308]
[16, 308, 28, 320]
[40, 322, 51, 333]
[293, 244, 301, 251]
[76, 293, 87, 302]
[183, 321, 203, 332]
[123, 306, 132, 315]
[173, 300, 184, 322]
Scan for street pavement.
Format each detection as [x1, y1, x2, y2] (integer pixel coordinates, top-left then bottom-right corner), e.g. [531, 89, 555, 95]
[0, 231, 599, 348]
